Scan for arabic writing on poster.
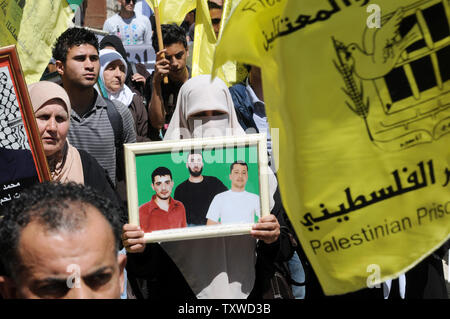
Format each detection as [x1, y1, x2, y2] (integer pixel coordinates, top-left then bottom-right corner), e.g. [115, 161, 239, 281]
[0, 181, 21, 206]
[301, 160, 441, 230]
[304, 161, 450, 256]
[259, 0, 371, 51]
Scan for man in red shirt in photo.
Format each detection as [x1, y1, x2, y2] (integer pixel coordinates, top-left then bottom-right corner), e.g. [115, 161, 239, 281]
[139, 167, 186, 232]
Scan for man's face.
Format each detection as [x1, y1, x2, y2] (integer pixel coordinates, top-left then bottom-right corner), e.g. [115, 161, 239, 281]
[119, 0, 135, 13]
[229, 164, 248, 190]
[56, 44, 99, 89]
[209, 8, 223, 39]
[187, 153, 203, 177]
[152, 175, 174, 200]
[8, 204, 125, 299]
[164, 42, 187, 80]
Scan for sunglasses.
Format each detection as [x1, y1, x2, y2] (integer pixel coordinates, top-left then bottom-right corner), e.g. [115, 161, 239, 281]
[125, 0, 135, 4]
[211, 18, 221, 25]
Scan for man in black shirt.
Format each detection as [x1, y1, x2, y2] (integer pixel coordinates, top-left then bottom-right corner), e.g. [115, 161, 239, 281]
[174, 150, 227, 226]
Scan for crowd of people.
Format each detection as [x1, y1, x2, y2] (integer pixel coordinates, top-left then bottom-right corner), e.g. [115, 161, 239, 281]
[0, 0, 448, 300]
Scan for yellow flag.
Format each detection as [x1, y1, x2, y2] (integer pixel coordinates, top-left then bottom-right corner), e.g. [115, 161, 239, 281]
[192, 0, 216, 77]
[0, 0, 74, 84]
[146, 0, 196, 25]
[214, 0, 450, 295]
[192, 0, 248, 86]
[0, 0, 23, 46]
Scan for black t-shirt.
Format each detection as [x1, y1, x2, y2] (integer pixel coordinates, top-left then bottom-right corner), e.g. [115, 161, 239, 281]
[145, 67, 191, 140]
[174, 175, 227, 225]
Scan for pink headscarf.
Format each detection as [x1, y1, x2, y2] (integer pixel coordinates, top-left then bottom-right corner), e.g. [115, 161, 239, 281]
[28, 81, 84, 184]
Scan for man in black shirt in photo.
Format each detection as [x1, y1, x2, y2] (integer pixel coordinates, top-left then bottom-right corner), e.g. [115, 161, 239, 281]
[174, 150, 227, 226]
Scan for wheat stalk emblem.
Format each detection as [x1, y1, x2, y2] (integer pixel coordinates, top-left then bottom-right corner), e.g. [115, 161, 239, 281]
[332, 37, 373, 141]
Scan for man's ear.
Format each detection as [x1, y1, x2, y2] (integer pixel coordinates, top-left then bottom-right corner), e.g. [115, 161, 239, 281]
[117, 254, 127, 297]
[0, 275, 17, 299]
[55, 60, 65, 76]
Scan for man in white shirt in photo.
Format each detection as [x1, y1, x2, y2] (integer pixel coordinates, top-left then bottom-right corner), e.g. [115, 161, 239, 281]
[206, 160, 260, 225]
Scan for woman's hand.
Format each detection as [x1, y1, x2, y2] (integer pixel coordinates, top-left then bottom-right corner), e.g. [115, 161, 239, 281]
[251, 214, 280, 244]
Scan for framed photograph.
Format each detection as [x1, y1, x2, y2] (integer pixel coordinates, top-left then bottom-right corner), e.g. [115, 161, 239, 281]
[0, 45, 50, 205]
[124, 133, 270, 243]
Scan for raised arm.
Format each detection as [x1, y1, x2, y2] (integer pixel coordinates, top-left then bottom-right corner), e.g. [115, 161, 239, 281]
[148, 49, 170, 130]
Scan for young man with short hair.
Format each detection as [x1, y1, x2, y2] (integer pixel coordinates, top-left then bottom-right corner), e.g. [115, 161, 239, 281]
[103, 0, 153, 46]
[147, 23, 190, 138]
[139, 166, 187, 232]
[52, 27, 136, 186]
[206, 160, 260, 225]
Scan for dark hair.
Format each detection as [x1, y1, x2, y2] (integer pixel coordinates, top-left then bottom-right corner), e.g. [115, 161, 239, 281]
[151, 167, 172, 183]
[0, 182, 122, 279]
[152, 23, 187, 52]
[230, 160, 248, 173]
[150, 15, 156, 34]
[208, 1, 223, 9]
[52, 27, 99, 63]
[99, 35, 128, 62]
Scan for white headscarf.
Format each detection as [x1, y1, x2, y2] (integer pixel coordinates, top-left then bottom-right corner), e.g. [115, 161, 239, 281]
[164, 75, 245, 140]
[99, 48, 135, 107]
[162, 75, 277, 299]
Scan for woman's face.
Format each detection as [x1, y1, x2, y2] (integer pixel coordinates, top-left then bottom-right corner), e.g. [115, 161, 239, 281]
[103, 60, 126, 93]
[187, 110, 229, 138]
[35, 99, 70, 157]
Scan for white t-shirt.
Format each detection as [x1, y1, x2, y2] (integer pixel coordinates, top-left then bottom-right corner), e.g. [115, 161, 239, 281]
[206, 190, 260, 224]
[103, 13, 152, 46]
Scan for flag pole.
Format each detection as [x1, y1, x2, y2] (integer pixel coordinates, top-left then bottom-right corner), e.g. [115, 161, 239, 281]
[154, 6, 169, 84]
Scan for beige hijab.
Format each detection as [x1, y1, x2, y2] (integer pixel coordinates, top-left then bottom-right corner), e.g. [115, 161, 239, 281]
[162, 75, 277, 299]
[164, 74, 245, 140]
[28, 81, 84, 184]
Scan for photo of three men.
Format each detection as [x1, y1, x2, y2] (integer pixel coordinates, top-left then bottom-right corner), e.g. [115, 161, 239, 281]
[138, 149, 261, 233]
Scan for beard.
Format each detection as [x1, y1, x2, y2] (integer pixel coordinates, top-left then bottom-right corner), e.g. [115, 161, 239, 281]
[188, 167, 203, 177]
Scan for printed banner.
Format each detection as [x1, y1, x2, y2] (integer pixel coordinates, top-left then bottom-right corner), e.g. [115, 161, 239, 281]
[124, 44, 156, 74]
[213, 0, 450, 295]
[0, 0, 74, 84]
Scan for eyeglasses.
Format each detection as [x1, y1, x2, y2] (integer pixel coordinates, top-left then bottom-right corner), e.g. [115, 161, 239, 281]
[125, 0, 135, 4]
